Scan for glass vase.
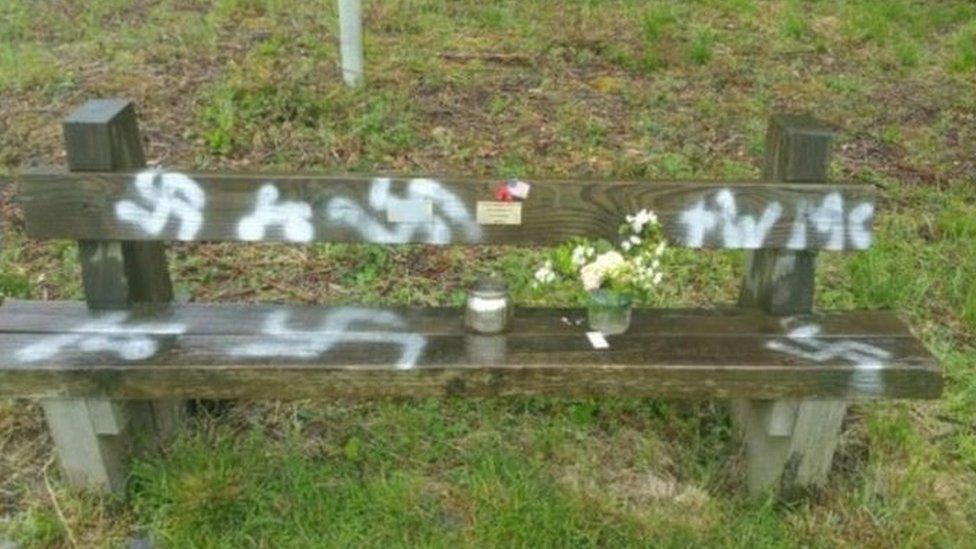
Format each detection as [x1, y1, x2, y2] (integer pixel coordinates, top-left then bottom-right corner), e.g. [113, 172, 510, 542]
[586, 289, 633, 335]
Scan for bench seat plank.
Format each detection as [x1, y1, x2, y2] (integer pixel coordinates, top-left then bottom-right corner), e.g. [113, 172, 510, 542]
[0, 301, 940, 400]
[0, 300, 917, 337]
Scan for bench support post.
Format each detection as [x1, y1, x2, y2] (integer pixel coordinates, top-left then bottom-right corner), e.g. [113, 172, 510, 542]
[40, 399, 175, 493]
[731, 399, 847, 497]
[733, 114, 847, 497]
[41, 99, 182, 494]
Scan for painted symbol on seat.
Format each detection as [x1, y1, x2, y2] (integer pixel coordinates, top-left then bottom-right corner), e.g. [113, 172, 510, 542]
[766, 322, 892, 394]
[15, 312, 185, 362]
[230, 308, 427, 369]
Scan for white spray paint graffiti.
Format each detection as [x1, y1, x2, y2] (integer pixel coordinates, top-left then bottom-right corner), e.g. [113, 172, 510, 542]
[678, 190, 873, 249]
[680, 189, 782, 248]
[325, 178, 482, 244]
[786, 194, 875, 250]
[766, 322, 892, 395]
[15, 313, 185, 363]
[230, 308, 426, 369]
[115, 170, 206, 240]
[115, 173, 481, 244]
[845, 202, 874, 249]
[108, 173, 875, 250]
[238, 184, 315, 242]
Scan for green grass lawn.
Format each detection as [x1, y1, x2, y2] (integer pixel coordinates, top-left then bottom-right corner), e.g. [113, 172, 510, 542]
[1, 0, 975, 546]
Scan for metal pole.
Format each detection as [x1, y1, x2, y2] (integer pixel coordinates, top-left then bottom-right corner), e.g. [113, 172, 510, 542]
[338, 0, 364, 87]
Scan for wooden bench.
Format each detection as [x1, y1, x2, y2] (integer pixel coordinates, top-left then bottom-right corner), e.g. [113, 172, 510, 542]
[1, 99, 941, 497]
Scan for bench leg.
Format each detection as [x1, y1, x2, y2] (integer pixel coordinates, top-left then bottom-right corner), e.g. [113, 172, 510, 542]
[732, 398, 847, 497]
[48, 100, 186, 494]
[41, 398, 183, 494]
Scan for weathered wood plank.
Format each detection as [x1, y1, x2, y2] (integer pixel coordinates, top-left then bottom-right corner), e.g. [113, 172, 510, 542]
[0, 331, 937, 368]
[16, 171, 876, 250]
[0, 300, 920, 338]
[0, 303, 941, 400]
[0, 346, 941, 401]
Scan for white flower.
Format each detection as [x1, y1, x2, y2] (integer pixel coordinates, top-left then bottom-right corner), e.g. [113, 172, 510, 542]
[629, 208, 657, 233]
[621, 241, 632, 252]
[653, 272, 663, 285]
[655, 241, 666, 256]
[571, 245, 590, 267]
[579, 262, 603, 290]
[593, 251, 625, 270]
[579, 251, 626, 291]
[534, 261, 556, 284]
[629, 235, 642, 245]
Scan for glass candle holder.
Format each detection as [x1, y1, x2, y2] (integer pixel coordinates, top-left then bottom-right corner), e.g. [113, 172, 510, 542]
[464, 277, 512, 334]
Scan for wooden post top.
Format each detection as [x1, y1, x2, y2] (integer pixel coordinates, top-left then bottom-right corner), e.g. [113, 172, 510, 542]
[64, 99, 136, 125]
[768, 114, 836, 137]
[764, 114, 836, 183]
[63, 99, 145, 172]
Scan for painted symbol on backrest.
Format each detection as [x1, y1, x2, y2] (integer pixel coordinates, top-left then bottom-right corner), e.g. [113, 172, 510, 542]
[115, 170, 206, 240]
[680, 189, 783, 248]
[238, 184, 315, 242]
[678, 189, 874, 249]
[325, 178, 482, 244]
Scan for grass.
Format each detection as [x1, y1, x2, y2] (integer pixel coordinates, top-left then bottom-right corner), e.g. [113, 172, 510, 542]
[1, 0, 976, 546]
[688, 26, 715, 65]
[0, 44, 67, 93]
[952, 20, 976, 72]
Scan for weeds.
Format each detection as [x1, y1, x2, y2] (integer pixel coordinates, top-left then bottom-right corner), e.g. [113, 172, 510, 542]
[0, 44, 65, 93]
[688, 26, 715, 65]
[951, 20, 976, 71]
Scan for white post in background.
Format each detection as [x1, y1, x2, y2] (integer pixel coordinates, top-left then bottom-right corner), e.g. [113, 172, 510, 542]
[338, 0, 364, 87]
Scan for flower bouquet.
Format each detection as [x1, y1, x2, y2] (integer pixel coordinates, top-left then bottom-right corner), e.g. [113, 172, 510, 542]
[533, 208, 669, 334]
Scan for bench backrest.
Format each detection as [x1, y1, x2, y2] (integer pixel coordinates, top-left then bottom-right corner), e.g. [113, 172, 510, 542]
[20, 172, 874, 251]
[13, 99, 870, 312]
